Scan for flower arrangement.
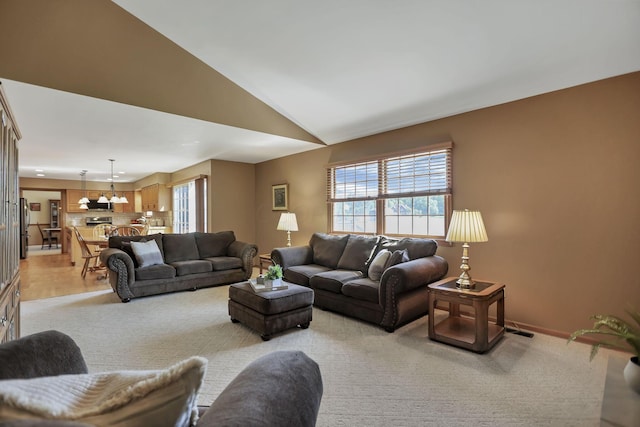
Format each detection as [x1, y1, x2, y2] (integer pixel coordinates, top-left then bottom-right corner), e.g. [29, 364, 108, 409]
[264, 264, 283, 281]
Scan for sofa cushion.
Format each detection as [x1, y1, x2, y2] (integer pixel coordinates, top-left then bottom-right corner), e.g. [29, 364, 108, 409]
[130, 240, 164, 268]
[341, 278, 380, 303]
[0, 356, 207, 427]
[109, 234, 164, 268]
[205, 256, 243, 271]
[309, 233, 350, 269]
[310, 270, 363, 294]
[195, 231, 235, 258]
[162, 233, 200, 264]
[170, 260, 213, 276]
[135, 264, 177, 281]
[285, 264, 331, 287]
[383, 237, 437, 260]
[336, 235, 380, 274]
[367, 249, 391, 281]
[385, 249, 410, 269]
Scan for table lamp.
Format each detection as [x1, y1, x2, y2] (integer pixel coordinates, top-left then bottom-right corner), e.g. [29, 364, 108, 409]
[445, 209, 488, 289]
[277, 212, 298, 247]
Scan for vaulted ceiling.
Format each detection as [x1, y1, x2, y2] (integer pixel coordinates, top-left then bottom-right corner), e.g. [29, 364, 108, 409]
[1, 0, 639, 182]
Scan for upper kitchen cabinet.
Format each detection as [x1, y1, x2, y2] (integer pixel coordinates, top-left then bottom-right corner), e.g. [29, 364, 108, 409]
[66, 189, 84, 213]
[141, 184, 170, 212]
[112, 191, 135, 213]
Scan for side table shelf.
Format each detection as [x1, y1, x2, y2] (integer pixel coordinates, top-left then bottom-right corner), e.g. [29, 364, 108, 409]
[258, 254, 273, 274]
[428, 277, 505, 353]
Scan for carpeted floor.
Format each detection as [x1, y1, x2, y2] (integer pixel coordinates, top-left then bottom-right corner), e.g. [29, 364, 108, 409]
[21, 286, 609, 426]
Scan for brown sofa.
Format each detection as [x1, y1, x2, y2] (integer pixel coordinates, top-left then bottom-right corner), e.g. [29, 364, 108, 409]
[271, 233, 448, 332]
[100, 231, 257, 302]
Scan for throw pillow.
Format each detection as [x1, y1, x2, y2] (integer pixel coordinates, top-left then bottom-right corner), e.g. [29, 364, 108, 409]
[0, 356, 207, 427]
[384, 249, 409, 270]
[367, 249, 391, 281]
[130, 240, 164, 268]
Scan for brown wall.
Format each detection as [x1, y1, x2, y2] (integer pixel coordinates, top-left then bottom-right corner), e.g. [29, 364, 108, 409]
[256, 72, 640, 334]
[210, 160, 255, 244]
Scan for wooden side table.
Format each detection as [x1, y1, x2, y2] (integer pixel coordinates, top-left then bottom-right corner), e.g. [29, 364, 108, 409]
[258, 254, 273, 274]
[428, 277, 505, 353]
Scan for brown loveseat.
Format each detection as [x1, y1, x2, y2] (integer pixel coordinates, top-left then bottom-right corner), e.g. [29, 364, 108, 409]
[100, 231, 257, 302]
[271, 233, 448, 332]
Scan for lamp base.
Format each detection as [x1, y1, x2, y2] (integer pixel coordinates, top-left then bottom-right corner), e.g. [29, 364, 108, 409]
[456, 274, 475, 289]
[456, 242, 475, 289]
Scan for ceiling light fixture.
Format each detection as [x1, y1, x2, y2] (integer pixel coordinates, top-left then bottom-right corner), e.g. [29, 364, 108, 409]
[98, 159, 128, 204]
[78, 170, 89, 209]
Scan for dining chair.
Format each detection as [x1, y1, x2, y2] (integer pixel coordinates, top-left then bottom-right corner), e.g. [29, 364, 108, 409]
[139, 223, 150, 236]
[73, 227, 104, 279]
[37, 222, 59, 249]
[93, 224, 115, 239]
[112, 226, 140, 236]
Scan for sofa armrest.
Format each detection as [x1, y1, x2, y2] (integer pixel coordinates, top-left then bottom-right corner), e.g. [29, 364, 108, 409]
[271, 246, 313, 270]
[0, 330, 88, 380]
[228, 240, 258, 279]
[379, 256, 448, 326]
[100, 248, 136, 302]
[198, 350, 323, 427]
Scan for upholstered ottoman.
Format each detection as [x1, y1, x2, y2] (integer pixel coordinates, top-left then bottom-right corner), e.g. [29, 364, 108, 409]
[228, 281, 314, 341]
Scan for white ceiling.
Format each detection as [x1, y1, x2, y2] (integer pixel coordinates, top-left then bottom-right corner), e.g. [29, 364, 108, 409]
[6, 0, 640, 183]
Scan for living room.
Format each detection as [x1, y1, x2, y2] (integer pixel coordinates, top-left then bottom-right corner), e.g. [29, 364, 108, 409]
[1, 1, 639, 425]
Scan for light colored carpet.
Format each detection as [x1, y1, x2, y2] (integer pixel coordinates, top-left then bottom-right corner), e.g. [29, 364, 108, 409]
[21, 286, 609, 426]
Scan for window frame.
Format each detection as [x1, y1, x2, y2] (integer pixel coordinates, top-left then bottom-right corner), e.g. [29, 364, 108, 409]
[170, 175, 207, 233]
[326, 142, 453, 240]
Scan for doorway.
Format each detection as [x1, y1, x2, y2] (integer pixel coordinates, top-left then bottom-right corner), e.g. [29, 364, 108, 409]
[22, 189, 62, 256]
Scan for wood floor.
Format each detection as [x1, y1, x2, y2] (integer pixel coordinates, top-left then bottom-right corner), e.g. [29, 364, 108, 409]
[19, 252, 111, 301]
[20, 251, 261, 301]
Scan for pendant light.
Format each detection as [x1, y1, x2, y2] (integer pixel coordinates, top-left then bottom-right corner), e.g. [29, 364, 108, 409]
[78, 170, 89, 209]
[104, 159, 128, 204]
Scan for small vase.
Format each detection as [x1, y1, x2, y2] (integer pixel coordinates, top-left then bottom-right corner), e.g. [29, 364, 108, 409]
[623, 356, 640, 395]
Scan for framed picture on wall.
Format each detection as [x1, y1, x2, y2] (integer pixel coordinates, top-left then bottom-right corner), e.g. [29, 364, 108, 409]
[272, 184, 288, 211]
[29, 203, 41, 211]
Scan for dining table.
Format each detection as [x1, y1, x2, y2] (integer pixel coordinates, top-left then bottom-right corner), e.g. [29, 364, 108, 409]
[43, 227, 62, 249]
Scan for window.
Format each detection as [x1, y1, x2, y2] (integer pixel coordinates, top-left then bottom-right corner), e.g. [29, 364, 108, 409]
[327, 142, 452, 238]
[172, 177, 207, 233]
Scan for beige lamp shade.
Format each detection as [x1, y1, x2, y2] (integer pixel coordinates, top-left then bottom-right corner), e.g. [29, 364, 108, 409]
[445, 210, 488, 243]
[277, 212, 299, 232]
[277, 212, 298, 247]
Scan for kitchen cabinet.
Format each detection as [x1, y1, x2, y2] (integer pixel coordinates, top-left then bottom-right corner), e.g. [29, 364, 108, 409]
[66, 190, 84, 213]
[87, 190, 103, 200]
[112, 191, 135, 213]
[141, 184, 170, 212]
[0, 82, 22, 343]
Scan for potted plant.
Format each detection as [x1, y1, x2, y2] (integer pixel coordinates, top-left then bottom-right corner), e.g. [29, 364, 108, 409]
[263, 264, 283, 288]
[568, 309, 640, 394]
